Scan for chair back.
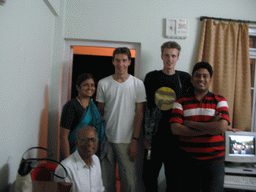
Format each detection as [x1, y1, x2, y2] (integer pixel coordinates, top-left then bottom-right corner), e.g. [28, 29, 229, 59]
[31, 163, 57, 181]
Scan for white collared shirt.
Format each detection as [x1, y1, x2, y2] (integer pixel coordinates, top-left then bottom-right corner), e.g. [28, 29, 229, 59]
[54, 150, 104, 192]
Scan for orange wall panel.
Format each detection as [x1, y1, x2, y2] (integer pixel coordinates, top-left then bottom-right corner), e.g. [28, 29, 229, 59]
[73, 46, 136, 58]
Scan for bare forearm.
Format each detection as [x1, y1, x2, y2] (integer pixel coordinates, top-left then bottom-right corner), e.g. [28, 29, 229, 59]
[60, 137, 70, 159]
[133, 104, 144, 138]
[128, 103, 144, 162]
[171, 123, 207, 137]
[133, 114, 143, 138]
[97, 103, 105, 117]
[184, 120, 228, 135]
[60, 127, 71, 159]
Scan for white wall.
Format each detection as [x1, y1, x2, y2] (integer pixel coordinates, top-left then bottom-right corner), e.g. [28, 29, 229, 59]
[0, 1, 56, 190]
[64, 0, 256, 78]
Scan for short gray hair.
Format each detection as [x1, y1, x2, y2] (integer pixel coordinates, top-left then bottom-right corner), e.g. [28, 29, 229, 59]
[76, 126, 97, 139]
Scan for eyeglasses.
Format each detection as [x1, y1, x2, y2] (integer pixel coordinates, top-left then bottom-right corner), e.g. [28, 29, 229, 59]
[78, 137, 98, 143]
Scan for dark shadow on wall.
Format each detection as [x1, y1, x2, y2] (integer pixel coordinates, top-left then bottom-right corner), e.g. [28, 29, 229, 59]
[47, 106, 60, 162]
[38, 86, 49, 160]
[0, 86, 50, 192]
[0, 162, 11, 192]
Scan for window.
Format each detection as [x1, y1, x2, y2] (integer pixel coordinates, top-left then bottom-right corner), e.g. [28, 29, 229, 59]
[249, 28, 256, 132]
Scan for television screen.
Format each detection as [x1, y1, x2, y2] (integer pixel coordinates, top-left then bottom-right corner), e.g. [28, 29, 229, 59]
[229, 135, 255, 156]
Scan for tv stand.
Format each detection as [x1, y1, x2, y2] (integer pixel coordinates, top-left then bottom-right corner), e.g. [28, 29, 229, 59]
[225, 162, 256, 191]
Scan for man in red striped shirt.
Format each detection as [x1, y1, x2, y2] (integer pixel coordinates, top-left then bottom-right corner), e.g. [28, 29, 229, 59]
[170, 62, 230, 192]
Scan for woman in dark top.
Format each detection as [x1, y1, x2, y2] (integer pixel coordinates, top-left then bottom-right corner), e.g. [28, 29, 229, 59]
[60, 73, 106, 160]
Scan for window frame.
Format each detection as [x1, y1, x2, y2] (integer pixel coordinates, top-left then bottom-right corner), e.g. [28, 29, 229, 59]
[249, 27, 256, 132]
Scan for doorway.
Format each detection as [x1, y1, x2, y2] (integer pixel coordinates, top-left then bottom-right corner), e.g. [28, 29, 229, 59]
[71, 46, 136, 99]
[62, 39, 141, 106]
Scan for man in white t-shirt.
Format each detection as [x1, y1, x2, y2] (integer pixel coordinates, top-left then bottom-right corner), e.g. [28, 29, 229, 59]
[96, 47, 146, 192]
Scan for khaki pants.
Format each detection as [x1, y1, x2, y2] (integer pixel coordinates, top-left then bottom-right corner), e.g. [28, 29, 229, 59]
[101, 142, 137, 192]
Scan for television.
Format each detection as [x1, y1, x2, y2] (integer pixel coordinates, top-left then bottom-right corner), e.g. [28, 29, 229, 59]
[225, 131, 256, 164]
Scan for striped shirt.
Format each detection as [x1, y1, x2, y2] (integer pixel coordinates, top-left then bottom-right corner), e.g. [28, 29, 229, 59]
[170, 91, 230, 161]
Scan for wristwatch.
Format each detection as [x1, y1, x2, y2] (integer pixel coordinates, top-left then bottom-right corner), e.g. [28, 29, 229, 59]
[132, 137, 139, 141]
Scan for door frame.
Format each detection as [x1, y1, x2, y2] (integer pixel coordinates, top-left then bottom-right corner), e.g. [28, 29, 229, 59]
[62, 39, 141, 108]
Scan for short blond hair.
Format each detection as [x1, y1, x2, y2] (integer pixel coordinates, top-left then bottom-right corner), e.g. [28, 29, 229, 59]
[161, 41, 181, 55]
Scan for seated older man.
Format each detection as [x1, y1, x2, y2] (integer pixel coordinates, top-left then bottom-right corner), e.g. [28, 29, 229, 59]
[55, 126, 105, 192]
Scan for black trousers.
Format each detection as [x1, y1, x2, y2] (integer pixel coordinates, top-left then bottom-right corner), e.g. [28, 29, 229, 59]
[143, 139, 224, 192]
[142, 131, 179, 192]
[178, 154, 225, 192]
